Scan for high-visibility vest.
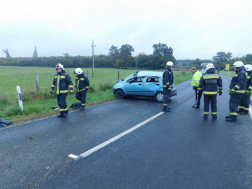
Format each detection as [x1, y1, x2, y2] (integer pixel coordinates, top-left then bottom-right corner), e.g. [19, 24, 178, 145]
[191, 71, 202, 87]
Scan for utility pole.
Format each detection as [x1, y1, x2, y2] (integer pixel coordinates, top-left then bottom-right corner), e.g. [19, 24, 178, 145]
[91, 40, 96, 77]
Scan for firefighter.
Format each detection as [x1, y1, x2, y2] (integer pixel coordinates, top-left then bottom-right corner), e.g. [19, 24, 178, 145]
[50, 63, 73, 118]
[226, 61, 247, 122]
[162, 61, 174, 112]
[74, 68, 90, 110]
[198, 63, 223, 120]
[190, 67, 202, 108]
[238, 64, 252, 115]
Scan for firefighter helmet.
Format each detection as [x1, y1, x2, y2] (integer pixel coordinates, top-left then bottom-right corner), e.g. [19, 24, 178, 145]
[206, 63, 215, 70]
[233, 61, 244, 68]
[166, 61, 174, 66]
[55, 63, 64, 71]
[245, 64, 252, 71]
[74, 68, 83, 75]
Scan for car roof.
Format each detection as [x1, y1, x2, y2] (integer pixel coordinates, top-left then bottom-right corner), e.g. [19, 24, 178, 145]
[134, 71, 163, 77]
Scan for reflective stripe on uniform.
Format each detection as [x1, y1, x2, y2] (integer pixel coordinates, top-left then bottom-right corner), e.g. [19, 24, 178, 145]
[60, 76, 65, 79]
[203, 91, 218, 95]
[60, 107, 68, 111]
[162, 85, 166, 87]
[60, 90, 68, 93]
[81, 103, 85, 106]
[163, 104, 167, 106]
[212, 112, 217, 115]
[235, 90, 246, 93]
[235, 85, 240, 89]
[230, 112, 238, 115]
[249, 86, 252, 89]
[244, 107, 250, 110]
[57, 75, 60, 94]
[203, 75, 220, 79]
[204, 112, 209, 114]
[239, 106, 244, 109]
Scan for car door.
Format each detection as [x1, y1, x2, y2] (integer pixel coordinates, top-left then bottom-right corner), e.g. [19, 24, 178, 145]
[125, 76, 145, 96]
[143, 77, 161, 96]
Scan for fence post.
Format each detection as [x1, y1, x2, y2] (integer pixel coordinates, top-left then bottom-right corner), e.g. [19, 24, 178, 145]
[87, 71, 89, 78]
[36, 74, 39, 94]
[118, 71, 120, 81]
[16, 86, 23, 111]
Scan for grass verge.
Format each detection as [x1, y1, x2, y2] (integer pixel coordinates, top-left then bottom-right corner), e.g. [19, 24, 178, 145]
[0, 67, 192, 125]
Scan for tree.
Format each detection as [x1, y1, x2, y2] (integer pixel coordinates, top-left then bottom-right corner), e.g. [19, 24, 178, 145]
[192, 58, 203, 69]
[119, 44, 134, 60]
[63, 53, 70, 57]
[152, 43, 173, 57]
[245, 54, 252, 64]
[109, 45, 119, 65]
[212, 52, 232, 70]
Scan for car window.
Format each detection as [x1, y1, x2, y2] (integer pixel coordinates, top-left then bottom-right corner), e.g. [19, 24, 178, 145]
[146, 77, 159, 83]
[127, 77, 145, 83]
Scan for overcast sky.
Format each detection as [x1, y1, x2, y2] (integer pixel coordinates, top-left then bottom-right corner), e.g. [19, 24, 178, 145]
[0, 0, 251, 60]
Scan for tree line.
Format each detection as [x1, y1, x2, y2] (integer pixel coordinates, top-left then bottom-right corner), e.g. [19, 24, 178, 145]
[1, 44, 251, 70]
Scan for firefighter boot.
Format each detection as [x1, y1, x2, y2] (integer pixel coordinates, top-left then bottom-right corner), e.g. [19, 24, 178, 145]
[226, 117, 236, 122]
[62, 110, 68, 118]
[240, 111, 248, 115]
[203, 114, 208, 119]
[57, 112, 64, 118]
[163, 106, 170, 112]
[80, 106, 85, 111]
[212, 115, 217, 120]
[237, 109, 243, 113]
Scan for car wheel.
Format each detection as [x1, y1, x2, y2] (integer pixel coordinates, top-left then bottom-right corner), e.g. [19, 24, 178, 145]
[155, 92, 163, 102]
[115, 89, 125, 99]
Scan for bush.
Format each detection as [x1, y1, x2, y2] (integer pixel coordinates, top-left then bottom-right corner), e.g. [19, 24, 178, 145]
[98, 81, 113, 91]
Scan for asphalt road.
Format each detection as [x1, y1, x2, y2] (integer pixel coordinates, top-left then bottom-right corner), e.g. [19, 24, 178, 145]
[1, 76, 252, 189]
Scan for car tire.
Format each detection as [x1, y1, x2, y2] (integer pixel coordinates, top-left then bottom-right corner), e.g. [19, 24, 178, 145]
[115, 89, 125, 99]
[155, 92, 163, 102]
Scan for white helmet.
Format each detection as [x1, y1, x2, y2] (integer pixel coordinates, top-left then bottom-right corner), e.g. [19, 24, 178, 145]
[245, 64, 252, 71]
[206, 63, 215, 70]
[233, 61, 244, 68]
[166, 61, 174, 66]
[55, 63, 64, 71]
[74, 68, 83, 75]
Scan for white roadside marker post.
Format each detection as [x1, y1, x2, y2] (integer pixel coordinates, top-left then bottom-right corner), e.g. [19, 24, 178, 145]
[16, 86, 23, 111]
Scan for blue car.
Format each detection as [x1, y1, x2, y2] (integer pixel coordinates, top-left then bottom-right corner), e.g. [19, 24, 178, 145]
[113, 71, 177, 102]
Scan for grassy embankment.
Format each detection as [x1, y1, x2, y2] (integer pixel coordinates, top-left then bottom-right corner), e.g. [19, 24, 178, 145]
[219, 70, 235, 79]
[0, 66, 192, 124]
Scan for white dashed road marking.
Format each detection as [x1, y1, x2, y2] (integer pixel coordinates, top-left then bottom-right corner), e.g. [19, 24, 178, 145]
[68, 112, 164, 161]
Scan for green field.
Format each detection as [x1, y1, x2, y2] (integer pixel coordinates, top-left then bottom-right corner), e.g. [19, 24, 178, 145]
[0, 66, 192, 124]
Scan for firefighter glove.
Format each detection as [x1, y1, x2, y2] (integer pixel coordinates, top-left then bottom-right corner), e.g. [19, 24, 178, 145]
[218, 90, 222, 96]
[168, 87, 172, 91]
[69, 90, 73, 94]
[50, 90, 53, 94]
[51, 87, 55, 90]
[193, 86, 197, 90]
[230, 89, 236, 95]
[246, 90, 251, 96]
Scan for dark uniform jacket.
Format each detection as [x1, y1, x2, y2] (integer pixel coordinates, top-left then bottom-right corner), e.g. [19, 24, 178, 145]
[162, 66, 174, 88]
[51, 71, 73, 95]
[245, 71, 252, 91]
[75, 72, 90, 92]
[198, 68, 222, 95]
[229, 67, 247, 94]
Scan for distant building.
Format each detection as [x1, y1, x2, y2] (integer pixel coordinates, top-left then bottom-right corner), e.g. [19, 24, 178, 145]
[33, 47, 38, 58]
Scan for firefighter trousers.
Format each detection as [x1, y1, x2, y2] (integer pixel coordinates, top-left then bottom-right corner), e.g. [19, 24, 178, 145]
[239, 94, 251, 113]
[163, 88, 170, 107]
[203, 95, 217, 116]
[57, 94, 68, 115]
[76, 91, 87, 107]
[229, 93, 244, 120]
